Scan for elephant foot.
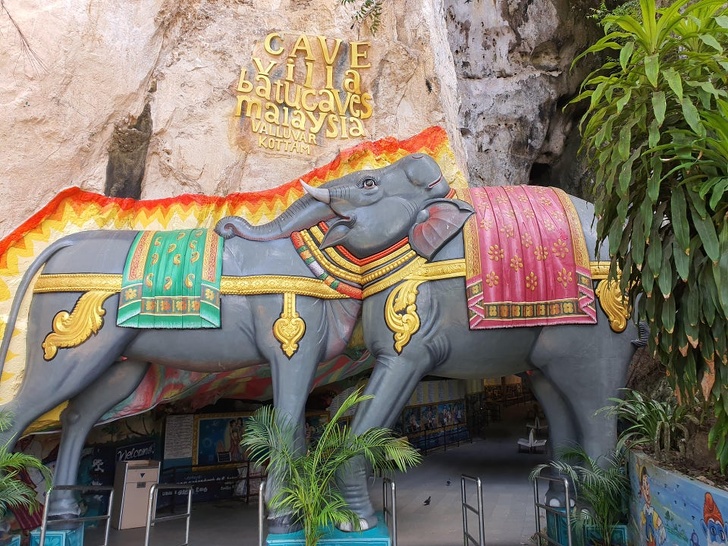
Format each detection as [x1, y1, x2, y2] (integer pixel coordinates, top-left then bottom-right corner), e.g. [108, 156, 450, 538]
[545, 484, 575, 509]
[337, 514, 378, 533]
[45, 496, 83, 529]
[267, 514, 302, 535]
[47, 497, 81, 518]
[46, 514, 85, 532]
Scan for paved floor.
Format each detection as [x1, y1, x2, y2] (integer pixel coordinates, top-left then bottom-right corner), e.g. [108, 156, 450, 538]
[86, 403, 548, 546]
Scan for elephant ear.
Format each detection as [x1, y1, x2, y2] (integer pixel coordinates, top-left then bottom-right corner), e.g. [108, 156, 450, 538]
[409, 199, 474, 260]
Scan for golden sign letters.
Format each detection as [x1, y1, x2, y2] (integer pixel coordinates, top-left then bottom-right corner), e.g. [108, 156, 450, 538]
[235, 32, 373, 155]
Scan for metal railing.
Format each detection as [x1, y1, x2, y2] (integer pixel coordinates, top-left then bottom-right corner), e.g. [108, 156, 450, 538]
[144, 483, 193, 546]
[382, 477, 397, 546]
[39, 485, 114, 546]
[258, 481, 267, 546]
[460, 474, 485, 546]
[532, 475, 573, 546]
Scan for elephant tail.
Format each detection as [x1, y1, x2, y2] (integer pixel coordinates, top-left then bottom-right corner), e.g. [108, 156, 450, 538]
[631, 321, 649, 347]
[0, 237, 77, 378]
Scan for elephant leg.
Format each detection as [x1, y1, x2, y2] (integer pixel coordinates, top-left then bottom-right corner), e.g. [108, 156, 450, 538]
[339, 353, 430, 531]
[0, 315, 138, 450]
[530, 320, 635, 461]
[49, 359, 150, 519]
[261, 306, 327, 534]
[527, 370, 576, 457]
[265, 353, 317, 533]
[527, 370, 577, 507]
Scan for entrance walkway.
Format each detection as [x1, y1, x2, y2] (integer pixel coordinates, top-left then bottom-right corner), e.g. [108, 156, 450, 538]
[87, 404, 547, 546]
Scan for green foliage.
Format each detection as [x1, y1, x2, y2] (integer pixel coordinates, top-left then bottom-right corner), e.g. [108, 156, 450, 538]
[530, 441, 630, 546]
[241, 389, 421, 546]
[572, 0, 728, 469]
[589, 0, 642, 26]
[599, 388, 700, 458]
[340, 0, 384, 34]
[0, 411, 52, 518]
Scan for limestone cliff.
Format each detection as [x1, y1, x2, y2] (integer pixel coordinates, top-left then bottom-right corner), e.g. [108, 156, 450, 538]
[0, 0, 598, 238]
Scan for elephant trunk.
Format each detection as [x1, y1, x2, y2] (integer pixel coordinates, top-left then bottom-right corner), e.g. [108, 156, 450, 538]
[215, 193, 336, 241]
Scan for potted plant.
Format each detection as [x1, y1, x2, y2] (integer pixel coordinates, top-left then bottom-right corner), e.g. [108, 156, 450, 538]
[530, 440, 630, 546]
[241, 388, 421, 546]
[0, 410, 52, 546]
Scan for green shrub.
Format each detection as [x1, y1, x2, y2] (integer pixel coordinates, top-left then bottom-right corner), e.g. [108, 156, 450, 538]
[571, 0, 728, 469]
[599, 388, 700, 458]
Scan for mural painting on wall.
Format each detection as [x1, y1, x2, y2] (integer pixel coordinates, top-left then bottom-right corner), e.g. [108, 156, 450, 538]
[631, 452, 728, 546]
[193, 414, 250, 466]
[234, 32, 373, 155]
[0, 126, 463, 436]
[190, 412, 330, 468]
[394, 400, 468, 453]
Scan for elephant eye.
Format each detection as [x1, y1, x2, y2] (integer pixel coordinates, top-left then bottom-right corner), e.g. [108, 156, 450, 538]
[360, 177, 377, 189]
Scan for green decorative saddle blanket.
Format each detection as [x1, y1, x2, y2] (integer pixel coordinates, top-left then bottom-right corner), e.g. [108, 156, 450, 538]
[117, 229, 224, 328]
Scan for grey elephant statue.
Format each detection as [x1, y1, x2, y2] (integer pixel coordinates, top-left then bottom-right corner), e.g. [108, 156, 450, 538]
[223, 152, 637, 530]
[0, 152, 635, 533]
[0, 156, 437, 529]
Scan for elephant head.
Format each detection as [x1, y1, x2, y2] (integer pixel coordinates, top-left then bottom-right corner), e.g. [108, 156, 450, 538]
[302, 153, 474, 260]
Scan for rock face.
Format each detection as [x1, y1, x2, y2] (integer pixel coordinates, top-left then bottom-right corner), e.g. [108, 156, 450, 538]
[445, 0, 597, 191]
[0, 0, 598, 238]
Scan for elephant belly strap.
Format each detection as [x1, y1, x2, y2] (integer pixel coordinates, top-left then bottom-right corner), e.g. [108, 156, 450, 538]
[457, 186, 597, 329]
[117, 229, 224, 328]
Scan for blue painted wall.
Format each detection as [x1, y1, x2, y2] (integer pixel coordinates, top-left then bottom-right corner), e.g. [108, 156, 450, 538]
[630, 451, 728, 546]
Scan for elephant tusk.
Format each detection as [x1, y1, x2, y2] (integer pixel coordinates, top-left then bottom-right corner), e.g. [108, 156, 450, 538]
[301, 180, 330, 204]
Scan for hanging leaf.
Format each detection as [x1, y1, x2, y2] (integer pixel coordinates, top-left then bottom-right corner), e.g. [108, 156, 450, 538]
[673, 239, 690, 281]
[652, 90, 667, 125]
[662, 68, 683, 101]
[620, 41, 635, 70]
[699, 33, 724, 53]
[689, 200, 720, 262]
[709, 178, 728, 210]
[618, 125, 632, 160]
[716, 222, 728, 316]
[658, 242, 674, 297]
[670, 186, 691, 252]
[682, 97, 706, 137]
[644, 54, 660, 87]
[700, 265, 719, 326]
[647, 235, 663, 277]
[633, 214, 646, 267]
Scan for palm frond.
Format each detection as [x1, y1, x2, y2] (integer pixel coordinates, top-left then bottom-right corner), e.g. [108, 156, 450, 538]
[240, 389, 420, 546]
[0, 410, 52, 517]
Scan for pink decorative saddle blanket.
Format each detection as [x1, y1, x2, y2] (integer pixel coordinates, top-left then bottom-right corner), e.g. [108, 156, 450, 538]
[456, 186, 597, 329]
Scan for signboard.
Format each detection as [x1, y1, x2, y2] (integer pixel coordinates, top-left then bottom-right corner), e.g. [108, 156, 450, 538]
[235, 32, 372, 155]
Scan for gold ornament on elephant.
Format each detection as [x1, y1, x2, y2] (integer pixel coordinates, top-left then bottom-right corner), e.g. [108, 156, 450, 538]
[382, 258, 467, 353]
[273, 292, 306, 358]
[385, 280, 424, 354]
[42, 290, 116, 360]
[590, 261, 631, 333]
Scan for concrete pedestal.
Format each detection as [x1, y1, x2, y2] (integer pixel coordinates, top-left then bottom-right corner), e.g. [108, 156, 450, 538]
[266, 513, 391, 546]
[29, 525, 84, 546]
